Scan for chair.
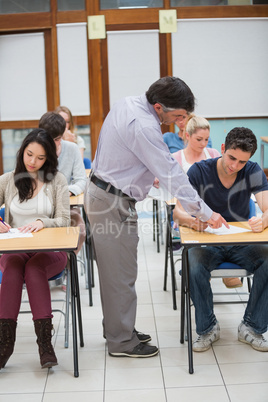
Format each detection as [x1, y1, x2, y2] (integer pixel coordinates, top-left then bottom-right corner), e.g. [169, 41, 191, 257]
[180, 198, 256, 374]
[83, 157, 91, 169]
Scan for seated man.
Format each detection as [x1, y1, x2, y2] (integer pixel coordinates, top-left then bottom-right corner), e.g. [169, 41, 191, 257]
[173, 127, 268, 352]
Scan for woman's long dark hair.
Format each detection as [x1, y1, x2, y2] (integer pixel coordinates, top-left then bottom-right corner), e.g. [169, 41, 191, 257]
[14, 128, 58, 202]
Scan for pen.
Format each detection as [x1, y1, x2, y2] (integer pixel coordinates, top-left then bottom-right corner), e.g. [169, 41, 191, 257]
[0, 216, 10, 232]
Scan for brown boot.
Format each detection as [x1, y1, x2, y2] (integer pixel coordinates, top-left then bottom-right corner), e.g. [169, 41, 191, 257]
[0, 319, 17, 369]
[34, 318, 58, 369]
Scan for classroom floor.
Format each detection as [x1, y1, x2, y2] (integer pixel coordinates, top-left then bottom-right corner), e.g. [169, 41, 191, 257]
[0, 199, 268, 402]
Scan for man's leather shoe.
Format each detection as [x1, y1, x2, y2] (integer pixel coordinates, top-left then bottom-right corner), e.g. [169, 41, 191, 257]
[104, 328, 152, 343]
[109, 343, 159, 358]
[134, 329, 151, 343]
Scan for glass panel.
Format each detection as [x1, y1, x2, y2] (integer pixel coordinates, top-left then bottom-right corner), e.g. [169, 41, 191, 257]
[57, 0, 85, 11]
[2, 129, 31, 173]
[0, 33, 47, 121]
[100, 0, 163, 9]
[76, 125, 91, 161]
[171, 0, 227, 5]
[0, 0, 50, 14]
[57, 24, 90, 115]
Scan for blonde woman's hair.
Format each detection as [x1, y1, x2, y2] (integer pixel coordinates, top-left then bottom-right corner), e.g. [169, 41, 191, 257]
[55, 105, 75, 134]
[186, 115, 210, 137]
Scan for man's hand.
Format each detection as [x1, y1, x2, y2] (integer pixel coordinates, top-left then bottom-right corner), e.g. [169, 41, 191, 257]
[190, 218, 208, 232]
[248, 216, 263, 232]
[153, 178, 160, 189]
[206, 212, 229, 229]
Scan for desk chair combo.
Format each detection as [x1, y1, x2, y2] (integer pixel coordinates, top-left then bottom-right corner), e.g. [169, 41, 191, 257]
[164, 199, 255, 311]
[0, 225, 84, 377]
[179, 206, 261, 375]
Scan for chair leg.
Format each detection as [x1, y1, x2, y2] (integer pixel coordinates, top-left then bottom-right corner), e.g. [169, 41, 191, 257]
[64, 268, 71, 348]
[163, 219, 169, 291]
[169, 224, 177, 311]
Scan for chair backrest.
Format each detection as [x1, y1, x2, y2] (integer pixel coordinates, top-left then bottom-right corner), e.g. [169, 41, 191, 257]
[83, 158, 91, 169]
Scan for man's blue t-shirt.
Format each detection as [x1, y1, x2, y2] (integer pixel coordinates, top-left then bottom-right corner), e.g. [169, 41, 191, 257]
[163, 131, 212, 153]
[188, 158, 268, 222]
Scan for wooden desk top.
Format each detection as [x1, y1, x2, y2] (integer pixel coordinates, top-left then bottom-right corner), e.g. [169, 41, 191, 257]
[179, 221, 268, 246]
[70, 193, 84, 207]
[261, 136, 268, 144]
[0, 227, 79, 253]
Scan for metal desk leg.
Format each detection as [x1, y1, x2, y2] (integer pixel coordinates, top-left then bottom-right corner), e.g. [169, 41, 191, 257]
[183, 247, 194, 374]
[69, 251, 84, 377]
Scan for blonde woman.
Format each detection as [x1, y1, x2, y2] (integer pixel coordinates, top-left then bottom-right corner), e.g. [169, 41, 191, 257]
[163, 113, 213, 153]
[173, 116, 242, 289]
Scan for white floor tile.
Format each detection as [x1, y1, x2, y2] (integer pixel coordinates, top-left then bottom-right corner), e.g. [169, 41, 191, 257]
[166, 386, 230, 402]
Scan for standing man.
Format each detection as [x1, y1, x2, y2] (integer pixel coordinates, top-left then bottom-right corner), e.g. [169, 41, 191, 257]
[84, 76, 227, 358]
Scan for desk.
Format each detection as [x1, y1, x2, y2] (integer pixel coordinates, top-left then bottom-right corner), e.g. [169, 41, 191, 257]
[0, 227, 83, 378]
[70, 193, 84, 207]
[70, 193, 94, 306]
[260, 136, 268, 170]
[178, 222, 268, 374]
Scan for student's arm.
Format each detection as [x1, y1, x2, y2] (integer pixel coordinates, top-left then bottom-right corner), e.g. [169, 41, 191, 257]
[173, 200, 209, 232]
[249, 190, 268, 232]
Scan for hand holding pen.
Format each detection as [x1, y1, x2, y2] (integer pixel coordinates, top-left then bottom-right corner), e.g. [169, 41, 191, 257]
[0, 216, 11, 233]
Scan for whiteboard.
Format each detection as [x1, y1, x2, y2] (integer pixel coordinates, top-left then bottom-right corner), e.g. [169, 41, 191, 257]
[57, 23, 90, 115]
[172, 18, 268, 118]
[107, 30, 160, 107]
[0, 33, 47, 121]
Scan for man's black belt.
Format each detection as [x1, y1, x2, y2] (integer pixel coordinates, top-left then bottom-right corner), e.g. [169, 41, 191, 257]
[91, 174, 136, 202]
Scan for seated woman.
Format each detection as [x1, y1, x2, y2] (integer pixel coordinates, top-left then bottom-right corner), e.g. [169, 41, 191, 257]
[172, 115, 242, 289]
[163, 113, 213, 153]
[0, 129, 70, 370]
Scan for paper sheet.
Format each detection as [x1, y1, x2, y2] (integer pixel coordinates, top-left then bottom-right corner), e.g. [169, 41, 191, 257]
[0, 228, 33, 239]
[205, 224, 251, 236]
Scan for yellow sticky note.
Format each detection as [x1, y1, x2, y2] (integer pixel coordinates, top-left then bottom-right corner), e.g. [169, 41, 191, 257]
[159, 10, 177, 34]
[88, 15, 106, 40]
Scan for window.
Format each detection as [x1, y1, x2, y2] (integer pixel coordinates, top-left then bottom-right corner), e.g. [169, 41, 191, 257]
[0, 0, 50, 14]
[100, 0, 163, 9]
[57, 0, 85, 11]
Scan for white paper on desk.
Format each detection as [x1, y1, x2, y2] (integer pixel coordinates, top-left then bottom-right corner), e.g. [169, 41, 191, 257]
[205, 224, 251, 236]
[0, 228, 33, 239]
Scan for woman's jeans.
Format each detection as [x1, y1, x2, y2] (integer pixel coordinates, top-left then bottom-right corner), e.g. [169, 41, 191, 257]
[188, 245, 268, 335]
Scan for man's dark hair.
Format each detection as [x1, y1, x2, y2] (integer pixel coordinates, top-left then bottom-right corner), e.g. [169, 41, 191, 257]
[146, 76, 195, 112]
[225, 127, 257, 157]
[39, 111, 66, 139]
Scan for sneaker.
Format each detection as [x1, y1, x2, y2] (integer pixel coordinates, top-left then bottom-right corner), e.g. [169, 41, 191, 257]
[238, 322, 268, 352]
[109, 343, 159, 358]
[134, 329, 151, 344]
[193, 322, 220, 352]
[222, 277, 243, 288]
